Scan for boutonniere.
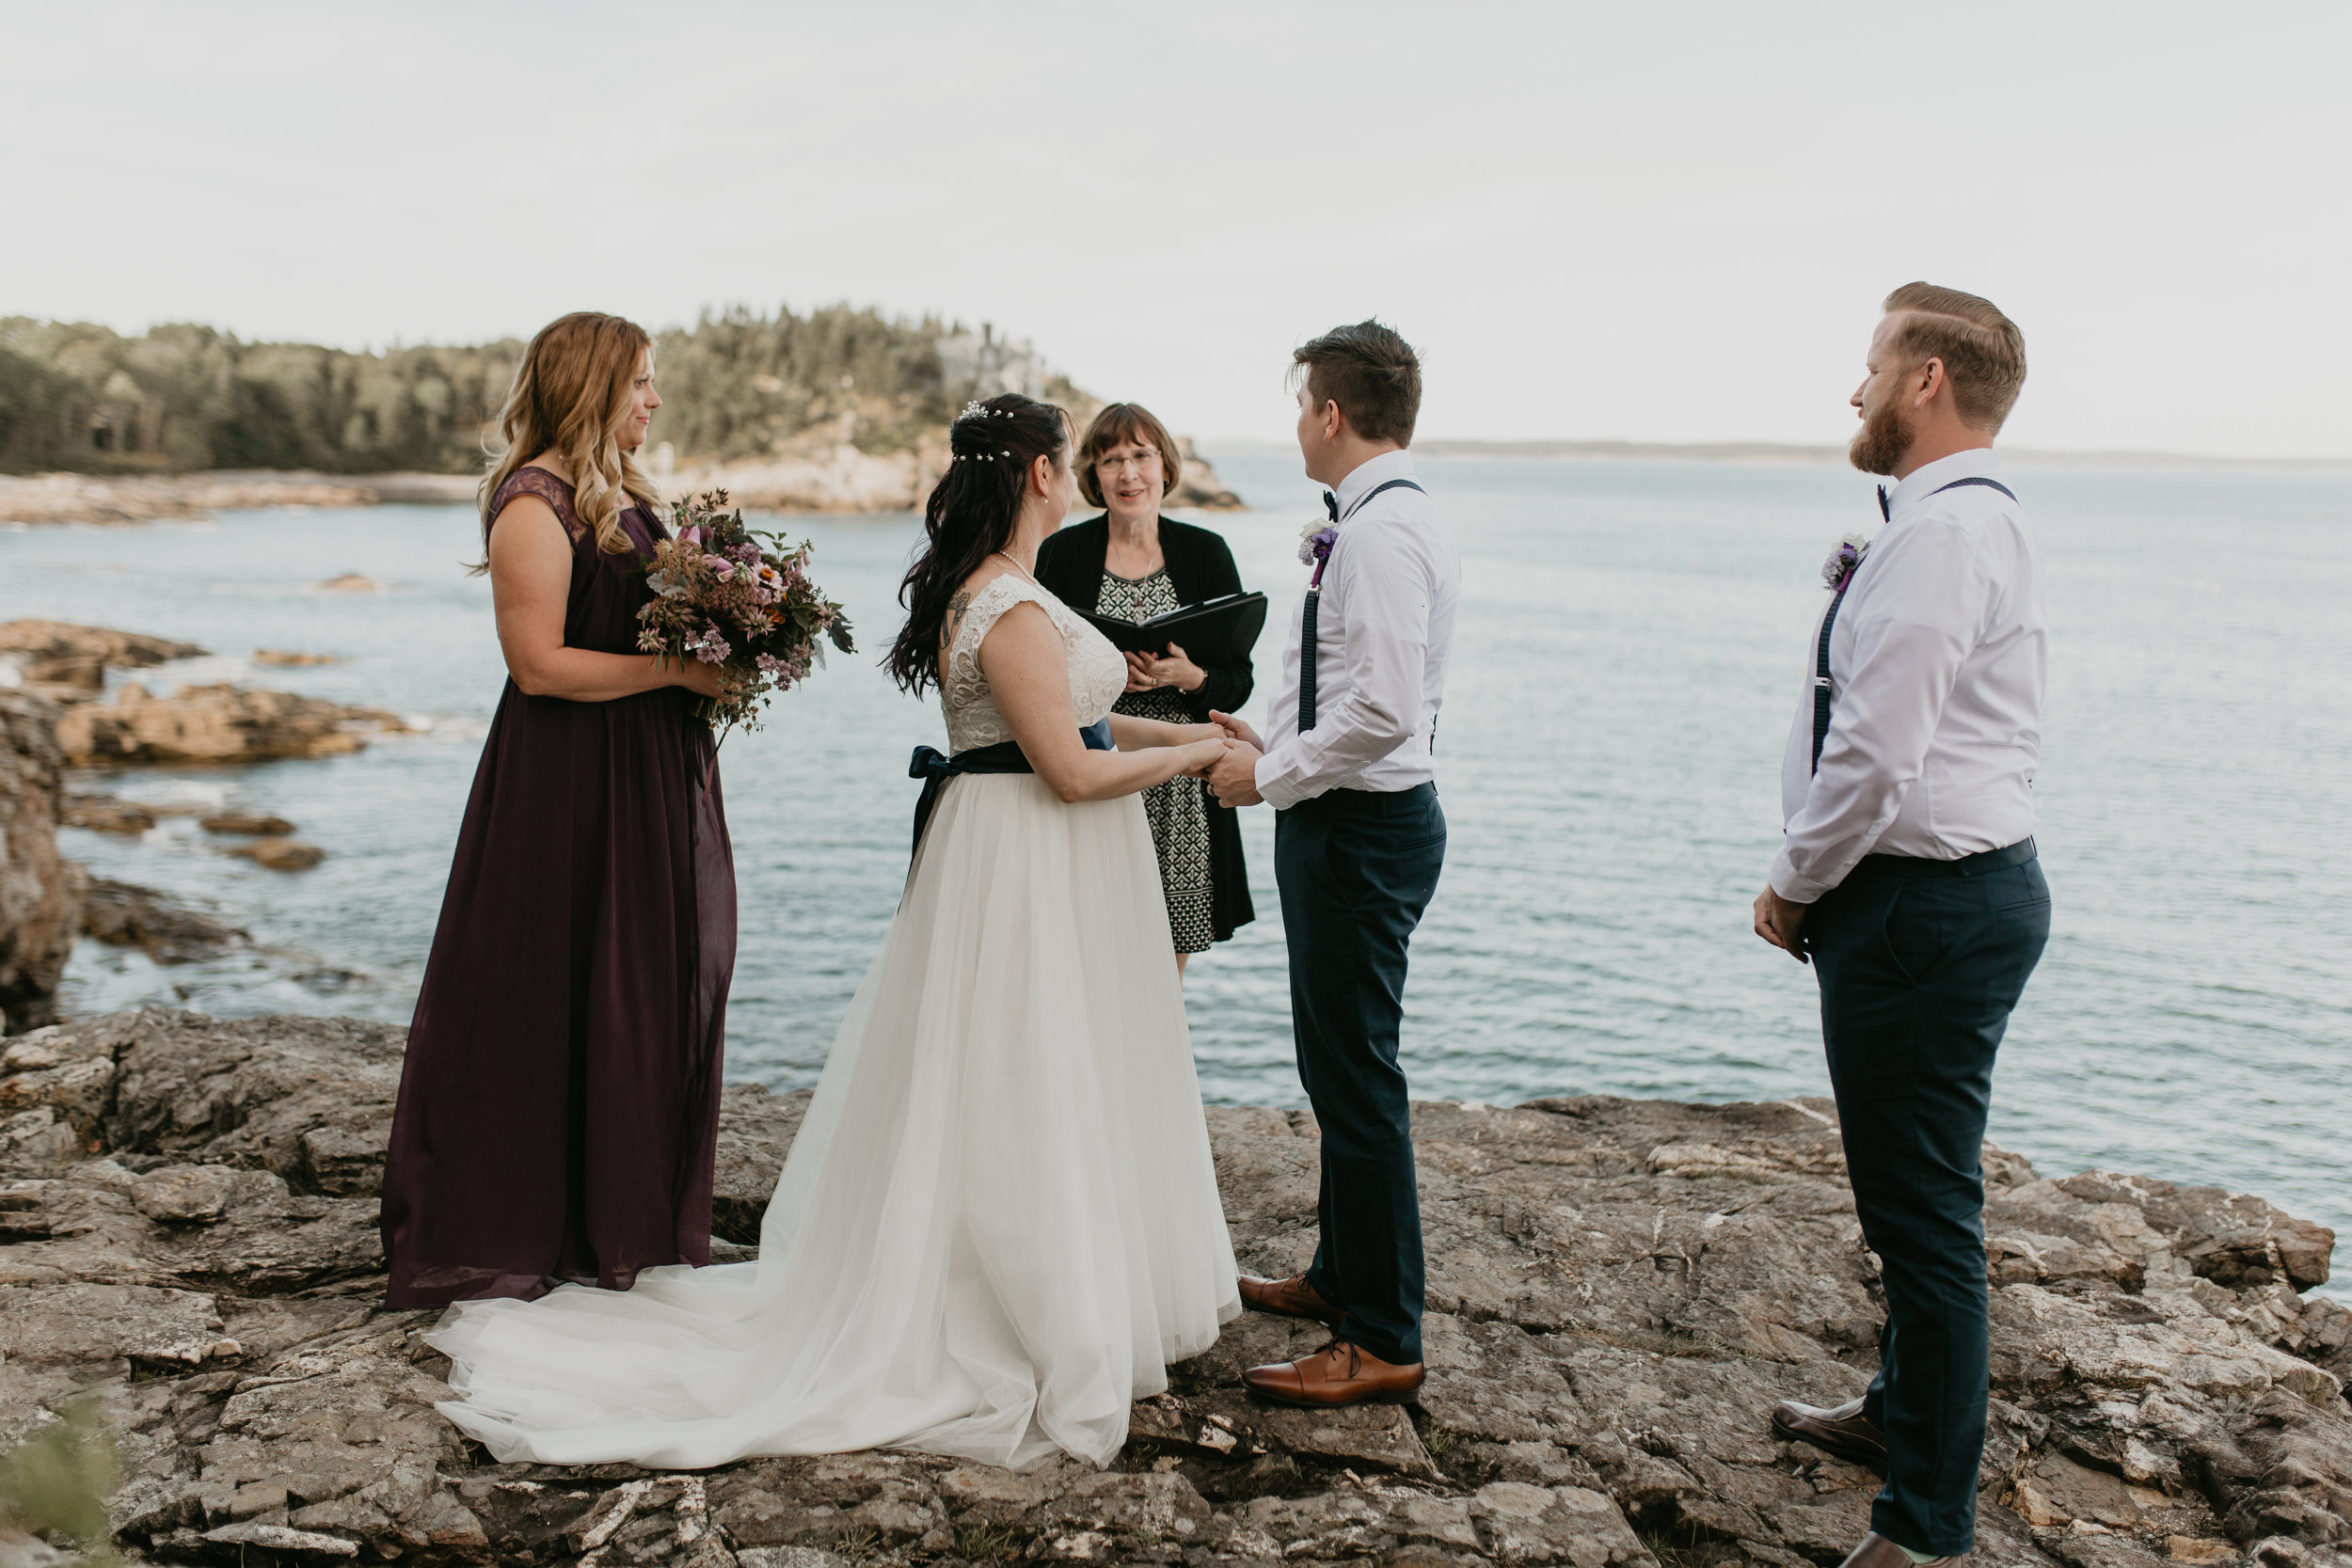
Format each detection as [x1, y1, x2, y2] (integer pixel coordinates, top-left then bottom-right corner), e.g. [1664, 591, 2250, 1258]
[1821, 531, 1872, 594]
[1298, 518, 1339, 588]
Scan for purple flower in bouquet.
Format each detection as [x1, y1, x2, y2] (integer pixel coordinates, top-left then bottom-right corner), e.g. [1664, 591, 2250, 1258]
[634, 488, 857, 737]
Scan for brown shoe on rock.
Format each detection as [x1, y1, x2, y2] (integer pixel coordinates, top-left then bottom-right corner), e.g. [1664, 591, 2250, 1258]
[1837, 1530, 1962, 1568]
[1772, 1394, 1888, 1471]
[1236, 1272, 1345, 1327]
[1243, 1338, 1424, 1408]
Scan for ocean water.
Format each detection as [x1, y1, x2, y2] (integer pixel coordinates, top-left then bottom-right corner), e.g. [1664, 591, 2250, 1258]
[7, 454, 2348, 1283]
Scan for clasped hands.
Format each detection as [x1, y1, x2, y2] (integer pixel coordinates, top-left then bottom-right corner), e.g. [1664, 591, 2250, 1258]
[1190, 711, 1263, 808]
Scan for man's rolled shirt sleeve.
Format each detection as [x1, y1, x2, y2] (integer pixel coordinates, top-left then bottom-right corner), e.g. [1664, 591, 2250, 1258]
[1771, 520, 1988, 903]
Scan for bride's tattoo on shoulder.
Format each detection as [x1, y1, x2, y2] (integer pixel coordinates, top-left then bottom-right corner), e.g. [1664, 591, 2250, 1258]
[946, 591, 974, 641]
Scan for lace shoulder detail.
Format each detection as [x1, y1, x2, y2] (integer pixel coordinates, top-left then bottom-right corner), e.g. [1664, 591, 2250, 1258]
[945, 575, 1048, 683]
[488, 467, 589, 543]
[940, 576, 1045, 753]
[938, 573, 1127, 754]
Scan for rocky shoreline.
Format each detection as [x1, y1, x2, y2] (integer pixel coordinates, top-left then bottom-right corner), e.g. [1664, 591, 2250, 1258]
[0, 472, 484, 527]
[0, 1006, 2346, 1567]
[0, 621, 411, 771]
[0, 625, 409, 1035]
[0, 442, 1245, 527]
[660, 431, 1242, 515]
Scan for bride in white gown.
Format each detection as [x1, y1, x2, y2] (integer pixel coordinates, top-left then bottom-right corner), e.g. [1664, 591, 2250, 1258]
[428, 394, 1241, 1471]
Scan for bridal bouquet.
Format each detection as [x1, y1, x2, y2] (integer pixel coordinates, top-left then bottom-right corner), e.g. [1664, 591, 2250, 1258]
[636, 489, 854, 734]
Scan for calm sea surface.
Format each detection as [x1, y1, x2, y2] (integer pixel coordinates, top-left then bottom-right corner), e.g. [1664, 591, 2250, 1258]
[7, 454, 2348, 1284]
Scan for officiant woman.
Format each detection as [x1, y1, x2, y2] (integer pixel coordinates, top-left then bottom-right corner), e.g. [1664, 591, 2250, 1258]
[1036, 403, 1253, 972]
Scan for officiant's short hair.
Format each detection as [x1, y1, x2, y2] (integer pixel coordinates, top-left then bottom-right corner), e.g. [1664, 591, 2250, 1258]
[1077, 403, 1184, 508]
[1292, 320, 1422, 446]
[1883, 282, 2027, 434]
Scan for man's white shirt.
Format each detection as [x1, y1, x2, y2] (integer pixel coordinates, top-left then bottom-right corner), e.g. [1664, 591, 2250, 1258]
[1772, 449, 2047, 903]
[1254, 451, 1461, 811]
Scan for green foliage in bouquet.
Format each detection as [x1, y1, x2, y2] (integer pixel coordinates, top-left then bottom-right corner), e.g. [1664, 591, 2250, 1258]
[637, 490, 854, 736]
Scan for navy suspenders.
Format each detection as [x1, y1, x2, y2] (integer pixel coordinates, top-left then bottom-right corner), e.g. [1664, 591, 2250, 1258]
[1810, 477, 2019, 774]
[1301, 479, 1426, 732]
[1927, 477, 2019, 502]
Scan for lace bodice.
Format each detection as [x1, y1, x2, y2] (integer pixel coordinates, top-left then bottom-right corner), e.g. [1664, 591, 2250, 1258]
[943, 574, 1127, 753]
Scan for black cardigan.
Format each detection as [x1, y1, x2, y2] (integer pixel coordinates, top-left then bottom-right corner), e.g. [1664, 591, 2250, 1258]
[1034, 514, 1257, 942]
[1034, 515, 1254, 721]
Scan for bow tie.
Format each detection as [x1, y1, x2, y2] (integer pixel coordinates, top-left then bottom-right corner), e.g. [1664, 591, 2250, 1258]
[1324, 490, 1339, 523]
[1876, 485, 1891, 522]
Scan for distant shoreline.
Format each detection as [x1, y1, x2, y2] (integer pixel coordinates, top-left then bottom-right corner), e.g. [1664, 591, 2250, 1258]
[8, 438, 2346, 529]
[1211, 437, 2352, 473]
[0, 453, 1242, 527]
[0, 470, 481, 526]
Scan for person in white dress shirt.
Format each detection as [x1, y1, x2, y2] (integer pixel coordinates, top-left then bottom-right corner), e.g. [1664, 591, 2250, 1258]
[1754, 284, 2052, 1568]
[1207, 321, 1460, 1408]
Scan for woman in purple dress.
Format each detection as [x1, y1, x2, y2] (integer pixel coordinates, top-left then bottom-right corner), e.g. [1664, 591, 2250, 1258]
[382, 312, 735, 1309]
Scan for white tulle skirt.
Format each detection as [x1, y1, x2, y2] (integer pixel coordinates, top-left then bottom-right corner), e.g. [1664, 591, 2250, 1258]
[426, 773, 1241, 1470]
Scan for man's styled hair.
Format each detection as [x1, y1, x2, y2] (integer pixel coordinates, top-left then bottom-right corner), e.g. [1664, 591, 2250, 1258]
[1882, 282, 2027, 435]
[1291, 320, 1422, 446]
[1075, 402, 1184, 508]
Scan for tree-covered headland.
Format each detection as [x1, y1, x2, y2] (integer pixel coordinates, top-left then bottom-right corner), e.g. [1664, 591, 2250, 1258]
[0, 308, 1089, 476]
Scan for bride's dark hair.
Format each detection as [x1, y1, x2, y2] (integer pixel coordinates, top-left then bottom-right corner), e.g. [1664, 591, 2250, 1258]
[885, 393, 1072, 694]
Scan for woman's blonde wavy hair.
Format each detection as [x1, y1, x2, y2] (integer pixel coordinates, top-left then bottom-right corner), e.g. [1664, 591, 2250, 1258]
[477, 311, 661, 565]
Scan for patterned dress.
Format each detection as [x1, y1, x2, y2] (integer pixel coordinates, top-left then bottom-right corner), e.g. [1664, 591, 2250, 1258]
[1098, 569, 1216, 954]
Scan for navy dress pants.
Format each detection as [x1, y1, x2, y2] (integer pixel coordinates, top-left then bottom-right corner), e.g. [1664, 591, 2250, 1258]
[1275, 783, 1447, 1367]
[1805, 840, 2051, 1557]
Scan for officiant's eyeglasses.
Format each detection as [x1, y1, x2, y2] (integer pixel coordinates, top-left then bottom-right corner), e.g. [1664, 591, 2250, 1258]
[1094, 449, 1162, 472]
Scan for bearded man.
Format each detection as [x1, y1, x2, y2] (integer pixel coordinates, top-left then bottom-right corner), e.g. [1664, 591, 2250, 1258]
[1752, 283, 2052, 1568]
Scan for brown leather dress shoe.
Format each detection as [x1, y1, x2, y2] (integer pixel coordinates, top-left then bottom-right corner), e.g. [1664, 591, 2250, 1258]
[1243, 1338, 1424, 1408]
[1837, 1530, 1962, 1568]
[1771, 1395, 1888, 1471]
[1236, 1272, 1344, 1327]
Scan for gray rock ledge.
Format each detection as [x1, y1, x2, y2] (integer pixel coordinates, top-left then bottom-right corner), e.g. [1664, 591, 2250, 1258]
[2, 1008, 2347, 1567]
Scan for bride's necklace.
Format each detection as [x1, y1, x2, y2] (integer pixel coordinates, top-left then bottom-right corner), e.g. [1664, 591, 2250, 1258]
[993, 550, 1039, 585]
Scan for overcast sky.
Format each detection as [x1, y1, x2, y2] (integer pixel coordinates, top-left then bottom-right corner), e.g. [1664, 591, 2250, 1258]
[6, 1, 2346, 457]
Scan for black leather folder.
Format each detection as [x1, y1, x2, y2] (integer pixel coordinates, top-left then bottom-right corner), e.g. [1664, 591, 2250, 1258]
[1079, 591, 1269, 666]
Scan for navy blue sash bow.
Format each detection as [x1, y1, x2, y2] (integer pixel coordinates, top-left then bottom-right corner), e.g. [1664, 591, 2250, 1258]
[908, 718, 1114, 857]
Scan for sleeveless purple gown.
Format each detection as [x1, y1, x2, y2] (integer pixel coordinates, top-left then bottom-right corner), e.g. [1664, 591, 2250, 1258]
[382, 467, 737, 1308]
